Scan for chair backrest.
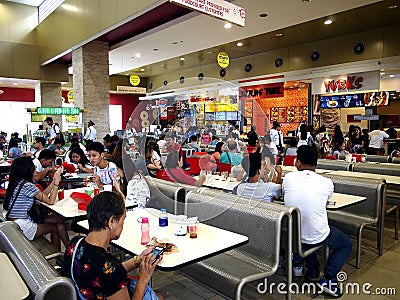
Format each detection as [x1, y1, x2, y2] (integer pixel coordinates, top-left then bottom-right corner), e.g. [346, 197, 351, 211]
[392, 157, 400, 164]
[324, 174, 385, 222]
[185, 190, 289, 260]
[217, 161, 232, 174]
[0, 222, 76, 300]
[352, 162, 400, 176]
[283, 155, 297, 166]
[317, 159, 351, 170]
[185, 156, 201, 175]
[145, 176, 186, 214]
[366, 155, 390, 163]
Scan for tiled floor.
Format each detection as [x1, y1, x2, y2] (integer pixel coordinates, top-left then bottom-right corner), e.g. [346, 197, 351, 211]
[2, 202, 400, 299]
[147, 217, 400, 300]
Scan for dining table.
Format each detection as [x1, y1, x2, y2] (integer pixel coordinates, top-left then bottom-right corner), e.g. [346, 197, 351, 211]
[41, 187, 137, 219]
[77, 207, 249, 270]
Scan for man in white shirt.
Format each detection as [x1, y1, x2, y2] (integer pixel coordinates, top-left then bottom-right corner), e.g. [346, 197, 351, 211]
[32, 149, 57, 182]
[237, 152, 281, 202]
[283, 145, 352, 298]
[83, 120, 97, 149]
[368, 125, 389, 155]
[45, 117, 61, 145]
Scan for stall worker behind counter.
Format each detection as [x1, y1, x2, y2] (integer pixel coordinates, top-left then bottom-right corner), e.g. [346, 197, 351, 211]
[84, 142, 119, 189]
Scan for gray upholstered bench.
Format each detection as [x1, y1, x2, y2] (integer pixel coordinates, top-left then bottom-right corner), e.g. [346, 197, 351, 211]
[317, 159, 352, 171]
[323, 174, 386, 268]
[0, 221, 76, 300]
[180, 191, 293, 300]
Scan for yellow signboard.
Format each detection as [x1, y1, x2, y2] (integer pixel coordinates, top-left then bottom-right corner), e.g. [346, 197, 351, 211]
[129, 75, 141, 86]
[66, 115, 79, 123]
[217, 51, 230, 68]
[67, 90, 74, 103]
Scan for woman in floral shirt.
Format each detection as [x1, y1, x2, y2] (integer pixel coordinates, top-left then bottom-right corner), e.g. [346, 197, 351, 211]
[63, 192, 163, 299]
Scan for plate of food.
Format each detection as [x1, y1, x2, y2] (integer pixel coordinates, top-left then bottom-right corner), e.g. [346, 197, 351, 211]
[326, 100, 339, 108]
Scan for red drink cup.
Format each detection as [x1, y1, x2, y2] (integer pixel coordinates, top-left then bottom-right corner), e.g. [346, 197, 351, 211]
[58, 189, 64, 200]
[94, 187, 100, 196]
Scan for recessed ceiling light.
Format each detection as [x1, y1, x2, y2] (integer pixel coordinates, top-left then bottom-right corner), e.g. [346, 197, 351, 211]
[302, 0, 312, 2]
[153, 48, 158, 51]
[224, 23, 232, 29]
[159, 63, 164, 67]
[135, 53, 141, 58]
[180, 57, 185, 61]
[381, 72, 386, 75]
[390, 74, 395, 78]
[275, 33, 283, 37]
[324, 19, 333, 25]
[140, 68, 145, 72]
[236, 42, 243, 47]
[388, 4, 397, 9]
[294, 83, 298, 86]
[208, 51, 213, 54]
[172, 41, 178, 45]
[259, 13, 268, 18]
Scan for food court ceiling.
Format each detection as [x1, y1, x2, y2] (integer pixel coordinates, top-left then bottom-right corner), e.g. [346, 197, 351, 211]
[109, 0, 390, 77]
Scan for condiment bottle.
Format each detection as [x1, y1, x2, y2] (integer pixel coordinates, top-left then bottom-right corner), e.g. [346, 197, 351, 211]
[159, 208, 168, 227]
[138, 217, 150, 245]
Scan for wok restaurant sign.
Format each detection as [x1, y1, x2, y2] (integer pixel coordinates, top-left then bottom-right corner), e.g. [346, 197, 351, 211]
[312, 71, 380, 95]
[170, 0, 245, 26]
[239, 83, 284, 100]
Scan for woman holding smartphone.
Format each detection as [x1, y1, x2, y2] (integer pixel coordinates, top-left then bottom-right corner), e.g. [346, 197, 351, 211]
[63, 191, 164, 300]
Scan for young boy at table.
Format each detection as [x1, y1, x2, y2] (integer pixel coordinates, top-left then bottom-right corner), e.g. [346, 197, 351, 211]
[84, 142, 119, 189]
[283, 145, 352, 298]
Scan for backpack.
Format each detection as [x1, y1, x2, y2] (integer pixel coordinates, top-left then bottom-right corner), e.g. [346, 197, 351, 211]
[53, 124, 65, 145]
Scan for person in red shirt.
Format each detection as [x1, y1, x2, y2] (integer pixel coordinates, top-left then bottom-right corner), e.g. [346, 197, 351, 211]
[162, 151, 205, 187]
[162, 132, 183, 157]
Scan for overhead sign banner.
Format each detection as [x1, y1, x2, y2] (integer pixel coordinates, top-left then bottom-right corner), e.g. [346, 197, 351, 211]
[170, 0, 245, 26]
[116, 86, 146, 94]
[239, 83, 285, 100]
[312, 71, 380, 95]
[28, 107, 83, 115]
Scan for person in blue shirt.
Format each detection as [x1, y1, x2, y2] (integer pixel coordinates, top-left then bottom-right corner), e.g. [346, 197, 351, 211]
[220, 140, 243, 166]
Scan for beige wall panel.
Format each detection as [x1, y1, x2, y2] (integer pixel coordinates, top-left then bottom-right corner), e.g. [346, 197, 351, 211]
[99, 0, 117, 30]
[53, 8, 65, 54]
[13, 43, 40, 78]
[227, 56, 251, 81]
[84, 0, 100, 38]
[0, 4, 10, 41]
[72, 0, 86, 45]
[37, 16, 57, 63]
[383, 25, 400, 58]
[6, 3, 36, 45]
[40, 64, 69, 82]
[339, 107, 368, 133]
[61, 8, 74, 51]
[116, 0, 138, 21]
[0, 41, 13, 77]
[377, 100, 400, 115]
[253, 49, 289, 76]
[137, 0, 159, 11]
[288, 40, 331, 70]
[330, 29, 383, 65]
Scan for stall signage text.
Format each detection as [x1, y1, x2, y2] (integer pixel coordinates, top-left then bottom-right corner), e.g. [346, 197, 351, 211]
[170, 0, 245, 26]
[324, 76, 363, 93]
[36, 107, 81, 115]
[239, 83, 284, 100]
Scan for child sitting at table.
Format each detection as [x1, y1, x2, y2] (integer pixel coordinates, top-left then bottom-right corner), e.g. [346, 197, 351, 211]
[85, 142, 119, 189]
[332, 142, 348, 158]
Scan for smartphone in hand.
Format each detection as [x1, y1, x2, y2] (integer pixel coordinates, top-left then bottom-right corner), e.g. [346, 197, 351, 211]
[152, 246, 165, 264]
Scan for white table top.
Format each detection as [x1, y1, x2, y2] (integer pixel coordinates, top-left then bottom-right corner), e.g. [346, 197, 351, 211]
[327, 193, 366, 209]
[0, 161, 11, 168]
[327, 170, 400, 185]
[42, 187, 137, 218]
[41, 187, 89, 218]
[77, 208, 248, 269]
[194, 175, 239, 191]
[0, 253, 30, 300]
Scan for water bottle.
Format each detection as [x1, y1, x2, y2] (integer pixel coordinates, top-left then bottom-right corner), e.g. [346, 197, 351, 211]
[138, 217, 150, 245]
[159, 208, 168, 227]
